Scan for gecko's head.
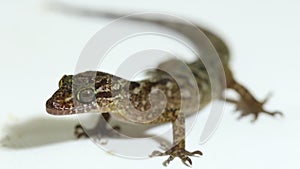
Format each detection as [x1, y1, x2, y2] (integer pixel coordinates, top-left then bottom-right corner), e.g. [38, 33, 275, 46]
[46, 71, 117, 115]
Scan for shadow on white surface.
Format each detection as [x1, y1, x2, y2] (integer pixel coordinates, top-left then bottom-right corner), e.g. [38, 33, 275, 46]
[0, 116, 77, 149]
[0, 115, 171, 150]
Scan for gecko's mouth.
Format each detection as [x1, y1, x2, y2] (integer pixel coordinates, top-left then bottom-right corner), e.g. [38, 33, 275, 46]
[46, 97, 99, 115]
[46, 107, 74, 115]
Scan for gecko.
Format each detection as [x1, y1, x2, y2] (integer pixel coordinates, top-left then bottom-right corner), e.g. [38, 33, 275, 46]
[45, 5, 282, 167]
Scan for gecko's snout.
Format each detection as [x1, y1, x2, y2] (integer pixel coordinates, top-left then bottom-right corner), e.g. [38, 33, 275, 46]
[45, 86, 75, 115]
[46, 96, 75, 115]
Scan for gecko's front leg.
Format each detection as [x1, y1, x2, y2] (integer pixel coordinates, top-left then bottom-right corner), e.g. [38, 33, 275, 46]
[150, 110, 202, 167]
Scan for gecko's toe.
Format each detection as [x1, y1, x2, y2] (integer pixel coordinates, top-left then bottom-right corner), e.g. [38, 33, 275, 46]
[150, 150, 165, 157]
[270, 111, 283, 117]
[181, 156, 193, 167]
[184, 150, 203, 156]
[162, 156, 175, 167]
[74, 124, 88, 138]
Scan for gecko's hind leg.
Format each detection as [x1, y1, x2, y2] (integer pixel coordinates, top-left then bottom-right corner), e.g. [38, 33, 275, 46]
[224, 67, 282, 121]
[74, 113, 120, 139]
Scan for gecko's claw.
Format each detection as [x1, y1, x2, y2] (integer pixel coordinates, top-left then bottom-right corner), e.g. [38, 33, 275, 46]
[150, 146, 202, 167]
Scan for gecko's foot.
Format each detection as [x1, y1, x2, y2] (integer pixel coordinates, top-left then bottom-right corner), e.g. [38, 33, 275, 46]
[226, 77, 283, 122]
[74, 124, 120, 139]
[149, 145, 202, 167]
[226, 94, 283, 122]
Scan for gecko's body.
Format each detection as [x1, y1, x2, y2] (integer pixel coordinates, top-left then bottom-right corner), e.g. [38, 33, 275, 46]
[46, 7, 281, 167]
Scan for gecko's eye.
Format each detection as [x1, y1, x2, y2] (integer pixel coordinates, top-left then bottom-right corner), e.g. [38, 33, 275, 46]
[77, 88, 95, 103]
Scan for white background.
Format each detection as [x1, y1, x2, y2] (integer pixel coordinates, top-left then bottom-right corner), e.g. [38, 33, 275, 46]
[0, 0, 299, 169]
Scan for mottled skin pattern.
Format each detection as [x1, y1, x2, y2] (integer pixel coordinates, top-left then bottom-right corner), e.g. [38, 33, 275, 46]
[46, 6, 282, 167]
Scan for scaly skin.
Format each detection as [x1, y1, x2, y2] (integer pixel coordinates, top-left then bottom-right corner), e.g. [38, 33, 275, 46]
[46, 6, 282, 167]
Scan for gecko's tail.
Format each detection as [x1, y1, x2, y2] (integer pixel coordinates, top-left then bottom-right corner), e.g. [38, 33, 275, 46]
[45, 1, 174, 26]
[45, 1, 131, 20]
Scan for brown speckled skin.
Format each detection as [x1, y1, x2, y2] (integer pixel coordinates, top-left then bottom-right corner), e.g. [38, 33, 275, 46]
[46, 63, 281, 166]
[46, 8, 282, 166]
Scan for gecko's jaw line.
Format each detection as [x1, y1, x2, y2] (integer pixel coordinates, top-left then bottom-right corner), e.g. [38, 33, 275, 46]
[46, 107, 74, 115]
[46, 98, 98, 115]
